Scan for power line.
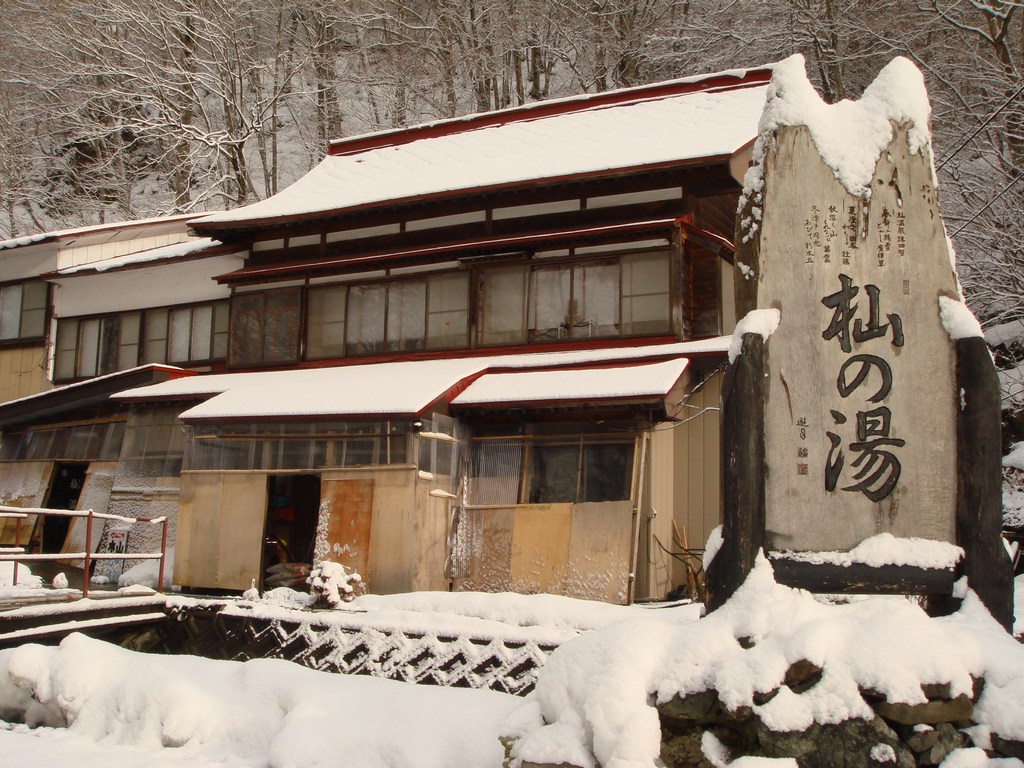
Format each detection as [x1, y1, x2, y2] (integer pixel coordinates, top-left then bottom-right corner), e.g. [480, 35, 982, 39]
[950, 169, 1024, 237]
[936, 81, 1024, 172]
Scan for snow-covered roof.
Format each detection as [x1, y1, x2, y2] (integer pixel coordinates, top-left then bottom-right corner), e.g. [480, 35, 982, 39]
[114, 338, 729, 420]
[0, 212, 203, 252]
[0, 233, 51, 251]
[0, 363, 190, 411]
[54, 237, 225, 276]
[451, 358, 688, 406]
[191, 71, 771, 229]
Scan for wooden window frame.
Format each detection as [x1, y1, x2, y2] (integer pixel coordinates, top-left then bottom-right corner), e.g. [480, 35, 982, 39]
[53, 299, 229, 383]
[0, 281, 49, 345]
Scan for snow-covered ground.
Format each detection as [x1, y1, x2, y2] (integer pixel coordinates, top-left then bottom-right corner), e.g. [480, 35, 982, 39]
[0, 634, 520, 767]
[0, 571, 1021, 767]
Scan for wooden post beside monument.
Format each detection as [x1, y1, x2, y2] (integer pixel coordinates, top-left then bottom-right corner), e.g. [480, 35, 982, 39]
[707, 55, 1013, 630]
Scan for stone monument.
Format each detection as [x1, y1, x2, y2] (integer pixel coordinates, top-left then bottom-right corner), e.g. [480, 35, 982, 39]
[707, 55, 1013, 630]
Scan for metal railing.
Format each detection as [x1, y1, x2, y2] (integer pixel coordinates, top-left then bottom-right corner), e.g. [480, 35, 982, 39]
[0, 505, 168, 598]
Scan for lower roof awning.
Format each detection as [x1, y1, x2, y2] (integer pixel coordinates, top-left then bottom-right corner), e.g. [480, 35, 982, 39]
[113, 339, 728, 423]
[450, 358, 690, 417]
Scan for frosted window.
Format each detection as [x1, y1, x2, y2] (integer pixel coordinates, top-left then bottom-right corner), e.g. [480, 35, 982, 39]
[0, 285, 21, 340]
[169, 308, 191, 362]
[426, 273, 469, 349]
[190, 304, 213, 361]
[54, 320, 78, 381]
[143, 309, 168, 364]
[20, 282, 47, 339]
[386, 281, 426, 352]
[118, 313, 140, 370]
[481, 267, 527, 345]
[573, 263, 619, 337]
[529, 266, 570, 341]
[212, 302, 229, 359]
[77, 318, 100, 377]
[347, 285, 386, 355]
[307, 285, 346, 359]
[621, 251, 670, 335]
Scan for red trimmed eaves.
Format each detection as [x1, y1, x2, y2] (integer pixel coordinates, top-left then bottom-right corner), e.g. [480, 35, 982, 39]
[327, 70, 774, 158]
[215, 216, 685, 284]
[192, 155, 736, 236]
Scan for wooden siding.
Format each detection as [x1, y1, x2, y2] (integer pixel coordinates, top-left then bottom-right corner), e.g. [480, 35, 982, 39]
[0, 345, 50, 403]
[175, 472, 267, 591]
[674, 371, 723, 558]
[320, 478, 375, 578]
[321, 467, 417, 595]
[642, 369, 723, 600]
[457, 500, 633, 604]
[642, 427, 681, 599]
[412, 478, 452, 592]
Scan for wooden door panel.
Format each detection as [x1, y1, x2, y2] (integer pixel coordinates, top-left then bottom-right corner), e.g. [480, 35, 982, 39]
[322, 479, 374, 577]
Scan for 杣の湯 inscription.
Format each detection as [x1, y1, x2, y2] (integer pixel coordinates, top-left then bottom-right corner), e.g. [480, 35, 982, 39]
[739, 125, 959, 553]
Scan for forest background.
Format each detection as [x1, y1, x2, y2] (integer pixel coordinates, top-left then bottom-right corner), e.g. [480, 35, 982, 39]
[0, 0, 1020, 330]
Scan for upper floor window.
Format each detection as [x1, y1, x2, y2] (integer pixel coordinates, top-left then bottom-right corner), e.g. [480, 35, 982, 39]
[0, 281, 48, 342]
[228, 248, 669, 366]
[229, 287, 302, 367]
[304, 272, 469, 361]
[480, 250, 670, 345]
[54, 300, 229, 382]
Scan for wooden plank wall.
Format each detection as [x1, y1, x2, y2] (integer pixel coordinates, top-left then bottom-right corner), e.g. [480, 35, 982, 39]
[321, 468, 418, 595]
[673, 371, 724, 560]
[175, 472, 267, 591]
[509, 503, 572, 590]
[642, 368, 725, 600]
[643, 427, 681, 599]
[412, 480, 451, 592]
[320, 478, 374, 578]
[0, 345, 50, 404]
[458, 500, 633, 604]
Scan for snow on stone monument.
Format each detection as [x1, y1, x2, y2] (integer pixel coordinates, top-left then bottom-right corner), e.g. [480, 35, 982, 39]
[709, 55, 1012, 628]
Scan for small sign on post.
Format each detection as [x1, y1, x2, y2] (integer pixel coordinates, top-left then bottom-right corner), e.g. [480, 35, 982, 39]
[708, 55, 1012, 629]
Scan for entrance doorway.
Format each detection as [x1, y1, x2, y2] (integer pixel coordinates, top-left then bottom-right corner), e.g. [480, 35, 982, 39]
[41, 463, 88, 553]
[261, 474, 321, 590]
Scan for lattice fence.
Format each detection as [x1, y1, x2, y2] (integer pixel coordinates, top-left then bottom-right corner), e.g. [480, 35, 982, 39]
[139, 606, 560, 696]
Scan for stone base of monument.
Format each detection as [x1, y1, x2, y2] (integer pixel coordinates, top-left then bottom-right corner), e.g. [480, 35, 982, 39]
[509, 664, 1024, 768]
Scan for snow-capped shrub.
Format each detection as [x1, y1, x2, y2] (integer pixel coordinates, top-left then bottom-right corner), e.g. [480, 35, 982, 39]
[308, 561, 365, 608]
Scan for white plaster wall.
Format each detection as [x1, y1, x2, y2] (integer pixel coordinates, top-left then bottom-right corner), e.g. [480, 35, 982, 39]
[0, 246, 59, 282]
[51, 253, 244, 317]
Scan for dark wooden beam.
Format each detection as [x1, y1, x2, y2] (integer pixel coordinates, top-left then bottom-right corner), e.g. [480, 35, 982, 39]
[770, 558, 957, 595]
[944, 336, 1013, 630]
[706, 332, 766, 611]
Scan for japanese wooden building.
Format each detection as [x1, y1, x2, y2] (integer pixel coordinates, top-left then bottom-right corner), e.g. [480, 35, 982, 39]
[0, 66, 773, 602]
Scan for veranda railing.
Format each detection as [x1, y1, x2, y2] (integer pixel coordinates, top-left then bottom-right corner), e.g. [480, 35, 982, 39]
[0, 505, 168, 598]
